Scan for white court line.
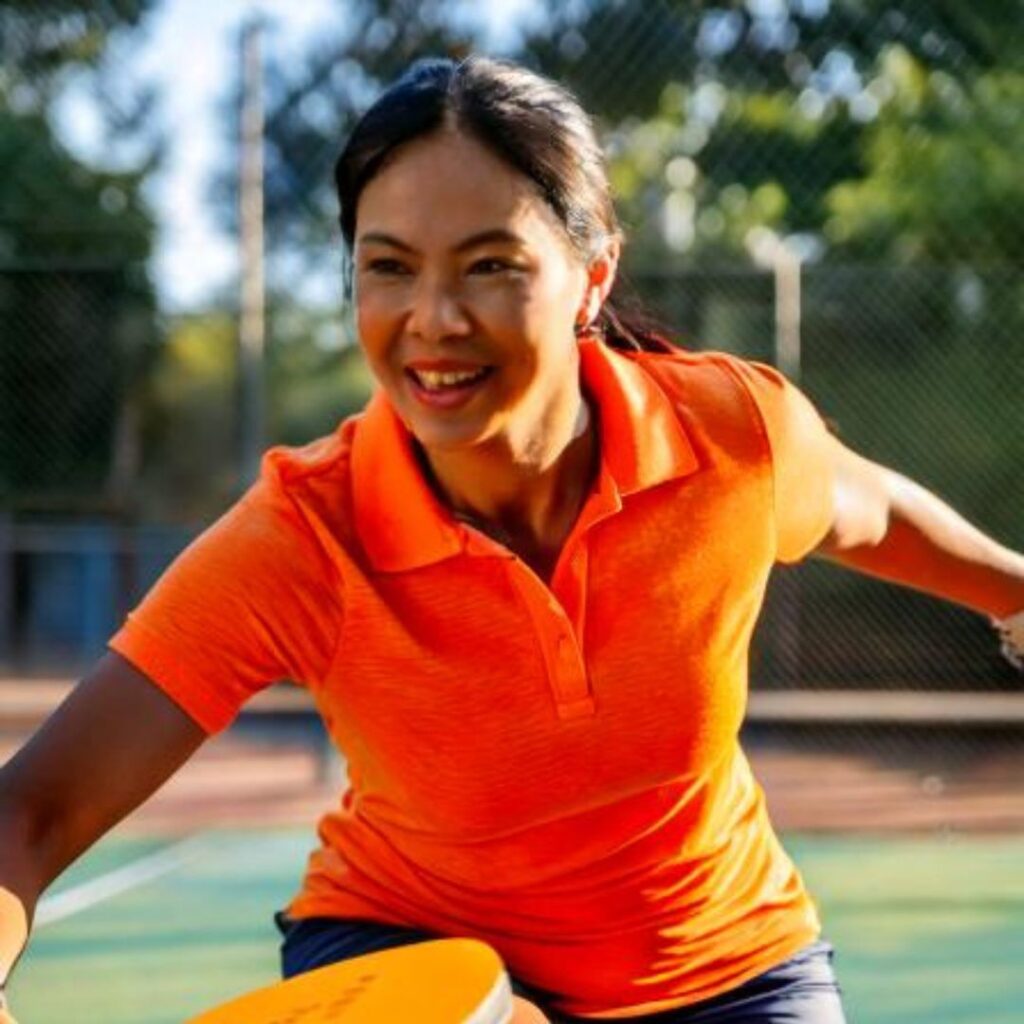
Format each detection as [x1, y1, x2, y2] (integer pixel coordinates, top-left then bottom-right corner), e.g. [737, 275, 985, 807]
[35, 835, 207, 928]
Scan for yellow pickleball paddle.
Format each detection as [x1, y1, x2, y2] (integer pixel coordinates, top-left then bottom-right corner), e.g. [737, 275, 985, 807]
[186, 937, 513, 1023]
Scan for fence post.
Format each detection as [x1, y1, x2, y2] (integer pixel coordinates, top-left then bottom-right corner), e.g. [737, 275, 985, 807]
[238, 17, 266, 488]
[0, 513, 11, 667]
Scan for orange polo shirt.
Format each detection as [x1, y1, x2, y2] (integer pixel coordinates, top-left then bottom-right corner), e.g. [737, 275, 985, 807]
[109, 338, 837, 1018]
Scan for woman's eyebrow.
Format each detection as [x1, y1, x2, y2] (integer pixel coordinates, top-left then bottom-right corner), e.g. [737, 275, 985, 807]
[357, 232, 416, 252]
[356, 228, 527, 253]
[452, 228, 526, 252]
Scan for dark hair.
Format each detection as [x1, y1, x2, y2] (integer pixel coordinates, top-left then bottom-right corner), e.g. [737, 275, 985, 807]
[334, 55, 675, 354]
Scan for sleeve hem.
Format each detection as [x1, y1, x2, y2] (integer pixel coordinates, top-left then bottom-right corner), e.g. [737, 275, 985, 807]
[108, 620, 240, 736]
[713, 357, 780, 560]
[720, 358, 835, 564]
[778, 485, 834, 564]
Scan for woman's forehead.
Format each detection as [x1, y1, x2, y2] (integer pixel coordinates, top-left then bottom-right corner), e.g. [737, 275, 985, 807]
[356, 131, 569, 251]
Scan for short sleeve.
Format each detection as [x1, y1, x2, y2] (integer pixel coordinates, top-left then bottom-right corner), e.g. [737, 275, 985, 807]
[108, 478, 342, 735]
[727, 360, 837, 564]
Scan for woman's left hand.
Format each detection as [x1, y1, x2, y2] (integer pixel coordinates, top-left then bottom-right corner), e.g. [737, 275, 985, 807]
[993, 609, 1024, 670]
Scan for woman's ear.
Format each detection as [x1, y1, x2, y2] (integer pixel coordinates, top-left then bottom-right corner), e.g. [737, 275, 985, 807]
[576, 238, 620, 330]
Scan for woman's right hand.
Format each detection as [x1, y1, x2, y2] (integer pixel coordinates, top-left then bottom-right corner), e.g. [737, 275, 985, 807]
[511, 995, 551, 1022]
[0, 989, 18, 1023]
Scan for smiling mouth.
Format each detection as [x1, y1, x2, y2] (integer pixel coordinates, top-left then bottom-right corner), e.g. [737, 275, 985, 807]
[405, 366, 495, 392]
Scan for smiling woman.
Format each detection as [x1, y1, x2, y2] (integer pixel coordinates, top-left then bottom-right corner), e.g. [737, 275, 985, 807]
[337, 58, 673, 584]
[351, 127, 602, 576]
[354, 137, 587, 448]
[2, 54, 1022, 1024]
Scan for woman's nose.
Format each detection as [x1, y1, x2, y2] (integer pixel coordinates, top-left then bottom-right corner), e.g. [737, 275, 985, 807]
[407, 276, 472, 341]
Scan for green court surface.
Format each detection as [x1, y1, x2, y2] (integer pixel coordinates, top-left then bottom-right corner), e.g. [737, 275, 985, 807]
[8, 830, 1024, 1023]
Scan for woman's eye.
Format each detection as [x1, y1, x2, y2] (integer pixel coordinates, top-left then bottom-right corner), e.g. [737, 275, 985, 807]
[365, 259, 409, 275]
[470, 258, 512, 274]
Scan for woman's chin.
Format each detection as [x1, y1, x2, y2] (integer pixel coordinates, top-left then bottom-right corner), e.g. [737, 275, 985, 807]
[409, 419, 495, 453]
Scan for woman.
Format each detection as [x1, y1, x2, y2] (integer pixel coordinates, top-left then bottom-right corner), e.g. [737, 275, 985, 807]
[1, 56, 1022, 1024]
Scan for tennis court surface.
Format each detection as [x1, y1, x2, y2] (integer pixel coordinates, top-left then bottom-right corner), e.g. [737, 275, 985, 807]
[9, 825, 1023, 1024]
[5, 718, 1023, 1023]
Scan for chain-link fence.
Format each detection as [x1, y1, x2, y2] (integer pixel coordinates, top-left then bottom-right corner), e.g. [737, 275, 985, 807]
[2, 0, 1021, 717]
[637, 262, 1023, 693]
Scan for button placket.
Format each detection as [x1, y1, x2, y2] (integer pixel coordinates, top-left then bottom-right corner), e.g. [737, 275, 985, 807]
[460, 464, 620, 719]
[510, 562, 594, 718]
[558, 545, 589, 649]
[521, 471, 621, 718]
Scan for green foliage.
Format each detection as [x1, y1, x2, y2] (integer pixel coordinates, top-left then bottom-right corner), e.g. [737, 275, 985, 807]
[517, 1, 1024, 267]
[0, 2, 159, 512]
[268, 318, 374, 448]
[825, 54, 1024, 261]
[239, 0, 1024, 271]
[139, 313, 238, 520]
[0, 107, 153, 264]
[0, 2, 156, 108]
[136, 303, 375, 522]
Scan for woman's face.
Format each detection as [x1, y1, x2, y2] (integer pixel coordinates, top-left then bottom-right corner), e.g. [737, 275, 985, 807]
[353, 129, 592, 453]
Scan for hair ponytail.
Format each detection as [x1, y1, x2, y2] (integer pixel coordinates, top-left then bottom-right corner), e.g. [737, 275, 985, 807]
[591, 268, 677, 353]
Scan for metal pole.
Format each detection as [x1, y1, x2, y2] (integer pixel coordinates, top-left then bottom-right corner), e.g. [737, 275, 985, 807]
[0, 514, 12, 667]
[772, 238, 804, 685]
[773, 240, 802, 383]
[239, 18, 266, 487]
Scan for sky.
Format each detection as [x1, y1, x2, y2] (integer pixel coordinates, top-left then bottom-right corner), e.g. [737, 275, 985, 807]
[57, 0, 540, 312]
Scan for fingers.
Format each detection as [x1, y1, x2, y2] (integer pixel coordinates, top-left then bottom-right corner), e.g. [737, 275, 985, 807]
[510, 994, 551, 1023]
[993, 608, 1024, 670]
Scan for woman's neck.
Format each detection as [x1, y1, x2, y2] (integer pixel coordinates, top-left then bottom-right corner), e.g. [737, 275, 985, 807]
[415, 393, 597, 553]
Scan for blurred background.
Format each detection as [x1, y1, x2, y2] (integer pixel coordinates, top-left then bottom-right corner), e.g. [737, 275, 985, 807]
[1, 2, 1022, 1022]
[2, 0, 1021, 685]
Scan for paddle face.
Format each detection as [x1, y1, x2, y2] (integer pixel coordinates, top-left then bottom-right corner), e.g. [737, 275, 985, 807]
[187, 937, 513, 1024]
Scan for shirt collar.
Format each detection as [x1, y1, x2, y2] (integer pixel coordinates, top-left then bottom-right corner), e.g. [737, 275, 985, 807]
[351, 338, 699, 573]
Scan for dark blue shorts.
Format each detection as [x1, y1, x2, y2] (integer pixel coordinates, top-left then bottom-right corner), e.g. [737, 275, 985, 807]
[274, 911, 847, 1023]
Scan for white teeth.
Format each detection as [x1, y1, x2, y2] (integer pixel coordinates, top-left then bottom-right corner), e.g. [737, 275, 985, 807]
[413, 367, 489, 390]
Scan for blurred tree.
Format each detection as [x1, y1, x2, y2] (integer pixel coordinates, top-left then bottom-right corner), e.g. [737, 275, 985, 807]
[227, 0, 1024, 274]
[139, 311, 237, 521]
[518, 0, 1024, 266]
[137, 299, 373, 523]
[522, 0, 1022, 118]
[826, 56, 1024, 262]
[265, 298, 374, 447]
[199, 0, 473, 499]
[0, 0, 160, 513]
[211, 0, 476, 278]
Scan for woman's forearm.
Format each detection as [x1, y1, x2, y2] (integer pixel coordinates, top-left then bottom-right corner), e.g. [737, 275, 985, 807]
[818, 466, 1024, 619]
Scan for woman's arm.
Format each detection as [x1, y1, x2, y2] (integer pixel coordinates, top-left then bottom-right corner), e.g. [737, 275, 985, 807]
[0, 652, 207, 999]
[813, 442, 1024, 626]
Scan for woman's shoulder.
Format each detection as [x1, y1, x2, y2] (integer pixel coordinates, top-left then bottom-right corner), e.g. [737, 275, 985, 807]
[627, 343, 785, 392]
[259, 414, 360, 489]
[623, 344, 790, 440]
[242, 413, 365, 568]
